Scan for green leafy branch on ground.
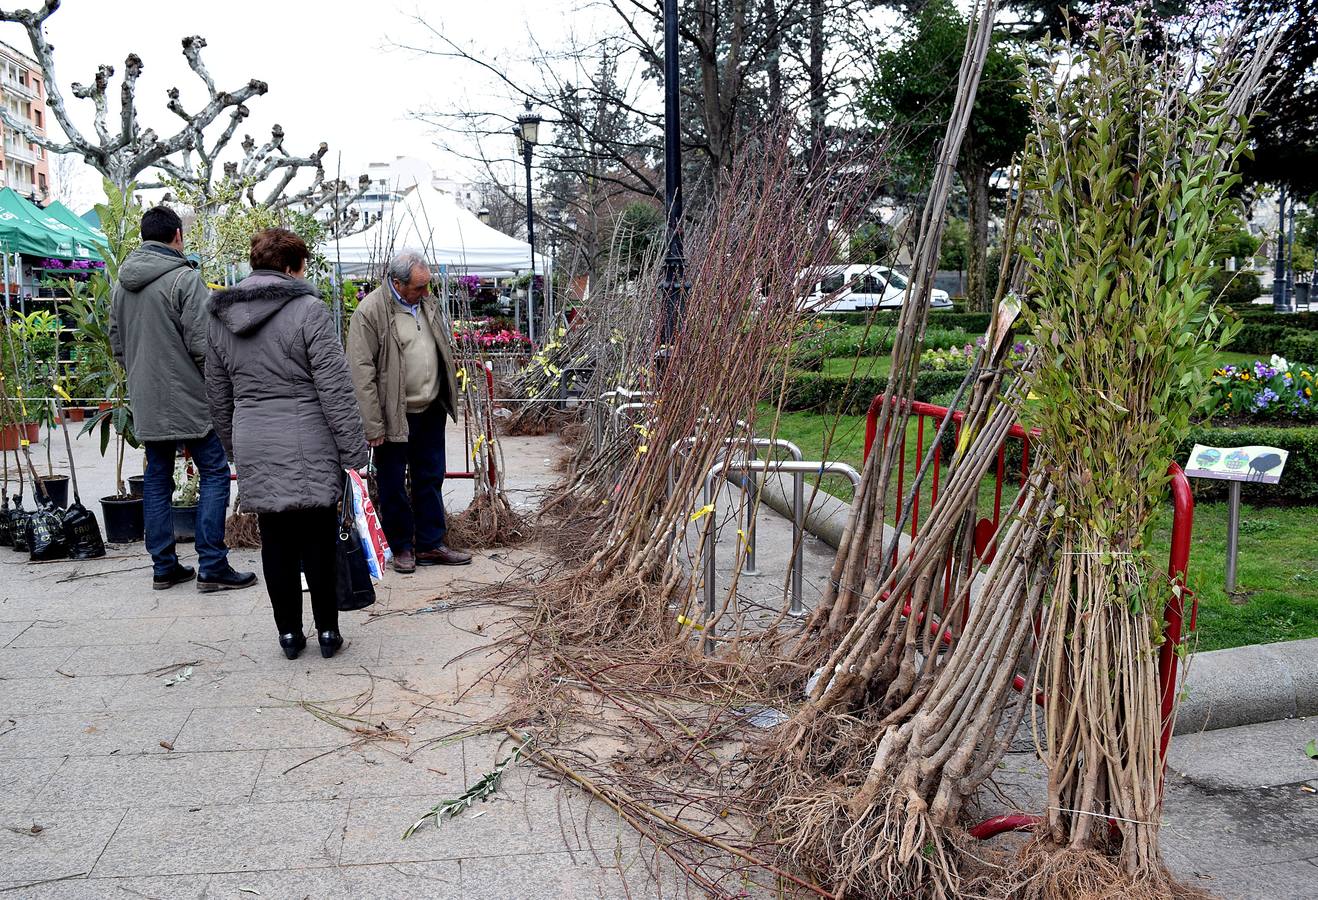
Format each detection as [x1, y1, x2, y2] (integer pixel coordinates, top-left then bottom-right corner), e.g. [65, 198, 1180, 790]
[402, 738, 532, 838]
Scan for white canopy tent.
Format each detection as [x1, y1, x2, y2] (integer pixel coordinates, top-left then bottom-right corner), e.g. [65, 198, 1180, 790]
[328, 180, 551, 279]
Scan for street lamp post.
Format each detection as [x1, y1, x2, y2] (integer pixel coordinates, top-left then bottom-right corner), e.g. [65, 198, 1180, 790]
[516, 101, 542, 344]
[659, 0, 686, 354]
[1273, 186, 1288, 312]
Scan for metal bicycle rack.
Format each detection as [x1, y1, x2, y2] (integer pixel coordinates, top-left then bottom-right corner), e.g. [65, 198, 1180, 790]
[697, 459, 862, 653]
[667, 436, 802, 576]
[592, 388, 652, 448]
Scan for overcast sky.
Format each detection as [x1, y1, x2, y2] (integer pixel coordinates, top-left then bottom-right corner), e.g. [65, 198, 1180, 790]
[2, 0, 612, 210]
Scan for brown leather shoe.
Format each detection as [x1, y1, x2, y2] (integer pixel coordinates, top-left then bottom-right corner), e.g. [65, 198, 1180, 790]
[392, 550, 417, 574]
[417, 545, 472, 566]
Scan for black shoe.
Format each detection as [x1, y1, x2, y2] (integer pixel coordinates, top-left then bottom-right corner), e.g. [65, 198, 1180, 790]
[153, 564, 196, 591]
[197, 567, 258, 593]
[279, 632, 306, 660]
[318, 629, 344, 658]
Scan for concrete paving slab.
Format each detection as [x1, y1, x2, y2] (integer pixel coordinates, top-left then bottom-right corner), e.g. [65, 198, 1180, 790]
[56, 641, 226, 677]
[0, 873, 212, 899]
[255, 742, 466, 802]
[0, 708, 192, 760]
[169, 704, 347, 753]
[0, 645, 75, 677]
[0, 805, 126, 882]
[1169, 718, 1318, 790]
[206, 862, 462, 899]
[2, 674, 129, 713]
[33, 750, 266, 809]
[106, 666, 295, 712]
[0, 756, 64, 807]
[8, 617, 176, 649]
[1197, 858, 1318, 900]
[91, 799, 349, 877]
[0, 620, 30, 646]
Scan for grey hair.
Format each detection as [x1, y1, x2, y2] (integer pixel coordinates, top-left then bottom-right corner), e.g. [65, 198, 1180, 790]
[386, 250, 430, 284]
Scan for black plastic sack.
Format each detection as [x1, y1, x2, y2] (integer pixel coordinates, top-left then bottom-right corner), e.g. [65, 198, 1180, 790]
[9, 497, 30, 553]
[62, 502, 106, 560]
[27, 503, 68, 561]
[0, 501, 12, 547]
[336, 476, 375, 612]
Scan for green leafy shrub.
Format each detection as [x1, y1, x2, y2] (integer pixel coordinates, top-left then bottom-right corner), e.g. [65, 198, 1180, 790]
[1277, 332, 1318, 363]
[1207, 268, 1262, 307]
[1176, 425, 1318, 504]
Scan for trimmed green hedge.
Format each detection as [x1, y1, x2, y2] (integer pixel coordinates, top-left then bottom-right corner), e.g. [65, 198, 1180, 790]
[781, 370, 969, 415]
[822, 311, 994, 333]
[1276, 332, 1318, 363]
[1233, 309, 1318, 328]
[1175, 425, 1318, 505]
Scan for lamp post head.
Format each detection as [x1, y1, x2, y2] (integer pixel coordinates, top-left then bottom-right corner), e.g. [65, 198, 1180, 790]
[478, 207, 491, 225]
[516, 99, 542, 147]
[513, 125, 525, 158]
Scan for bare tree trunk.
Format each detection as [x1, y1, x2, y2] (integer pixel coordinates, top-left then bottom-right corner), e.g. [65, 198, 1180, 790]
[964, 163, 990, 312]
[765, 0, 783, 111]
[809, 0, 826, 165]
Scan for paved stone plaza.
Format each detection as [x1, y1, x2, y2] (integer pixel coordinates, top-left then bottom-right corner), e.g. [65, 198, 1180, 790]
[0, 426, 1314, 898]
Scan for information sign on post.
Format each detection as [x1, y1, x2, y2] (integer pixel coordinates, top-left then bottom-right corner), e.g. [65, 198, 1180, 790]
[1183, 444, 1288, 592]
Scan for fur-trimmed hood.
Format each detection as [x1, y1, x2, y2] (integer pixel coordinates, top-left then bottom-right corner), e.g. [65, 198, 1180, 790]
[209, 270, 319, 337]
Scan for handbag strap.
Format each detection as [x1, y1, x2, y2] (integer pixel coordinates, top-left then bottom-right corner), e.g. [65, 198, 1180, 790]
[340, 472, 355, 535]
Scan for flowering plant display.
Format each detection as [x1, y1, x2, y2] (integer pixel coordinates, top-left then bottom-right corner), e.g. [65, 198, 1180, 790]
[1208, 355, 1317, 421]
[919, 337, 1027, 371]
[452, 317, 531, 351]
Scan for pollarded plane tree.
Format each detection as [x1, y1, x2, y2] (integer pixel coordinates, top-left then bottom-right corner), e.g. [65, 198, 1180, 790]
[0, 0, 366, 229]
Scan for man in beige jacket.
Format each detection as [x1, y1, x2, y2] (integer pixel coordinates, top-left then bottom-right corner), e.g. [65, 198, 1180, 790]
[347, 251, 471, 573]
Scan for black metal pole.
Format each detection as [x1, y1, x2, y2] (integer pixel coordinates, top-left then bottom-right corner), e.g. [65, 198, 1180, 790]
[659, 0, 685, 349]
[1286, 192, 1296, 310]
[1273, 185, 1287, 313]
[524, 144, 537, 343]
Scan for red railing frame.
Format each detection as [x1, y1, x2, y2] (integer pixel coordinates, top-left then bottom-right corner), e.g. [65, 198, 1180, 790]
[862, 395, 1197, 839]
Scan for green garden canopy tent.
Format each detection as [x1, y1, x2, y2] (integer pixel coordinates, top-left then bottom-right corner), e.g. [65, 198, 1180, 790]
[0, 188, 102, 261]
[44, 200, 107, 251]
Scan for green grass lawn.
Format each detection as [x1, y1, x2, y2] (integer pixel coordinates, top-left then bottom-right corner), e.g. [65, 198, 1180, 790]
[761, 404, 1318, 651]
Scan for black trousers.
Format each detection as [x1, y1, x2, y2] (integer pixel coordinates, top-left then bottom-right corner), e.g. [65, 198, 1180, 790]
[257, 507, 338, 635]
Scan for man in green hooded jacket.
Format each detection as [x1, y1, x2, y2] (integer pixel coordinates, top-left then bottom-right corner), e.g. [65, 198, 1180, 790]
[109, 206, 255, 594]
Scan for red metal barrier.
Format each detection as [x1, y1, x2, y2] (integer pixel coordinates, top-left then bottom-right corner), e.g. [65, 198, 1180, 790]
[862, 396, 1197, 839]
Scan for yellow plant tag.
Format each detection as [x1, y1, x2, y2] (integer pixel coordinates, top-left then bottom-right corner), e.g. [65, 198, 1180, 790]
[690, 503, 715, 522]
[676, 614, 704, 631]
[471, 434, 486, 460]
[53, 384, 72, 402]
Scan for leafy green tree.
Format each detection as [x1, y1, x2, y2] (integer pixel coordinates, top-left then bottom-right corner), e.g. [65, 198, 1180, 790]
[849, 221, 894, 264]
[609, 202, 665, 279]
[862, 0, 1030, 310]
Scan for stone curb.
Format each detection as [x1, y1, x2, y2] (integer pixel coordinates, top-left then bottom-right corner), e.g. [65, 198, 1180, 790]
[741, 471, 1318, 736]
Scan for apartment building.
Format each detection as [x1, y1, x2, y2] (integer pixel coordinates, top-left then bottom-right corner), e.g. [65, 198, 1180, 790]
[0, 40, 49, 203]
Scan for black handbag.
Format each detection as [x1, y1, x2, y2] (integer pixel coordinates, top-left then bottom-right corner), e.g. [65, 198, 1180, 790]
[336, 474, 375, 612]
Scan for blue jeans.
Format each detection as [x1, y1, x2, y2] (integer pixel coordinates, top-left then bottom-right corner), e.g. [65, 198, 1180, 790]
[144, 431, 232, 579]
[374, 403, 448, 554]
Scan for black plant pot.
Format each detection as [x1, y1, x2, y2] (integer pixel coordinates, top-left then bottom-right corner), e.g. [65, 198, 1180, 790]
[173, 504, 197, 543]
[127, 475, 146, 499]
[38, 475, 69, 509]
[101, 495, 144, 544]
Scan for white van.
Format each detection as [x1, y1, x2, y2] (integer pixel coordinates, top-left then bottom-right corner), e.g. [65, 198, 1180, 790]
[800, 264, 952, 313]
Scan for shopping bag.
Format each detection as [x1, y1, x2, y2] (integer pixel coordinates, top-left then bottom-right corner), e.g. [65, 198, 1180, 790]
[336, 475, 375, 611]
[345, 468, 391, 579]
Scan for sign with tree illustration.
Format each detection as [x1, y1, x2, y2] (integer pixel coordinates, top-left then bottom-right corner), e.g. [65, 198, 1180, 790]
[1185, 444, 1288, 484]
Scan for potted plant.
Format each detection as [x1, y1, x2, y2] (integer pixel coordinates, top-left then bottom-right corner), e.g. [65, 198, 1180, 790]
[172, 456, 198, 542]
[64, 181, 144, 543]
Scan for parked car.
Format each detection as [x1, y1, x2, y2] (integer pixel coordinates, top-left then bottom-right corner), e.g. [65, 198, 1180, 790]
[800, 264, 952, 312]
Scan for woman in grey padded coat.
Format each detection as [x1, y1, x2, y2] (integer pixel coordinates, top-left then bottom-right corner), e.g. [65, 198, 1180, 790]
[207, 228, 368, 660]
